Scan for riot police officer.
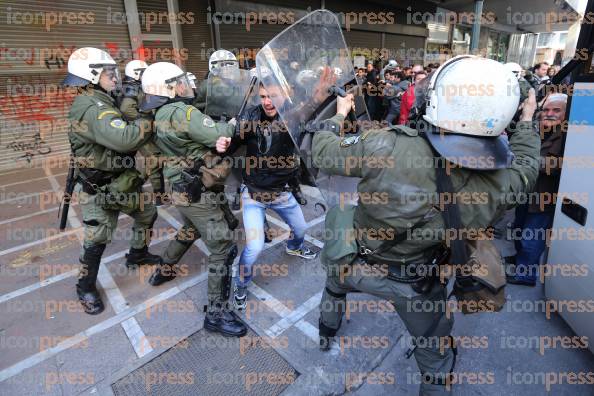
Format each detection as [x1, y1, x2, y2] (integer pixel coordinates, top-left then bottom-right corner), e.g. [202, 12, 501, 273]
[62, 47, 162, 315]
[140, 62, 247, 337]
[193, 49, 238, 112]
[312, 56, 540, 395]
[119, 59, 165, 205]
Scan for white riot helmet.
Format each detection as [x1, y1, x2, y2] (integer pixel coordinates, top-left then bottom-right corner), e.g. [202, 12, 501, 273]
[504, 62, 523, 81]
[62, 47, 118, 86]
[139, 62, 194, 111]
[417, 55, 520, 169]
[387, 59, 398, 68]
[209, 49, 238, 74]
[125, 59, 148, 81]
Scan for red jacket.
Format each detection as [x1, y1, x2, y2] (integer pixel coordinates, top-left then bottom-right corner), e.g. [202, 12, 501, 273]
[398, 84, 416, 125]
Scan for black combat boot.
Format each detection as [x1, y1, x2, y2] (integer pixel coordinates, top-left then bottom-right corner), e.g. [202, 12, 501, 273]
[319, 317, 340, 351]
[148, 237, 195, 286]
[204, 303, 248, 337]
[148, 263, 177, 286]
[77, 244, 106, 315]
[125, 246, 162, 267]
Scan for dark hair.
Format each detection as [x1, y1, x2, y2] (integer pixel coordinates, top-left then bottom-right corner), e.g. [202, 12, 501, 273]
[534, 62, 549, 70]
[403, 66, 412, 72]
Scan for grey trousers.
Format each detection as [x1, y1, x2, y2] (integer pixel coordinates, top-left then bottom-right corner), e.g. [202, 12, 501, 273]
[319, 260, 455, 395]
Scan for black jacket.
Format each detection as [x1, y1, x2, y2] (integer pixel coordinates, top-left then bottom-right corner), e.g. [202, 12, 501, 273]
[229, 104, 299, 191]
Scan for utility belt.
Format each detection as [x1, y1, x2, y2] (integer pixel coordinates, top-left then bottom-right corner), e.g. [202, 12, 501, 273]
[357, 241, 450, 295]
[77, 167, 144, 212]
[173, 166, 239, 230]
[173, 151, 232, 203]
[77, 168, 114, 195]
[353, 207, 447, 295]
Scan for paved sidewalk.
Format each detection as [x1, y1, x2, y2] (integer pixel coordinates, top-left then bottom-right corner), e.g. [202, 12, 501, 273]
[0, 162, 592, 395]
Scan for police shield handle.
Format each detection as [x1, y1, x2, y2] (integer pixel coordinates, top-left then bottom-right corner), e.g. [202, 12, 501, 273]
[335, 91, 357, 134]
[216, 137, 232, 153]
[336, 92, 355, 119]
[520, 88, 537, 122]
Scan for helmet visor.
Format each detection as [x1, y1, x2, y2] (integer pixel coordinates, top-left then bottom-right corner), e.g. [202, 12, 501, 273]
[99, 65, 121, 93]
[166, 73, 194, 99]
[213, 61, 239, 78]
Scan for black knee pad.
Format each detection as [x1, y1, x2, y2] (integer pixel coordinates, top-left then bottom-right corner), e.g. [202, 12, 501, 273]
[83, 243, 106, 263]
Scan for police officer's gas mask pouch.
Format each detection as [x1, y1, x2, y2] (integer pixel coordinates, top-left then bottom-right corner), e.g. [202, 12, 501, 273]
[420, 122, 514, 170]
[139, 94, 169, 112]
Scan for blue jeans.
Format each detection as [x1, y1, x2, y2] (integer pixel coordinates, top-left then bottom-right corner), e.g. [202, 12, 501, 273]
[235, 188, 307, 287]
[512, 204, 554, 281]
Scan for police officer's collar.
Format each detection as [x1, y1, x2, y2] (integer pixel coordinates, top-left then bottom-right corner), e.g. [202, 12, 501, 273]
[87, 86, 116, 105]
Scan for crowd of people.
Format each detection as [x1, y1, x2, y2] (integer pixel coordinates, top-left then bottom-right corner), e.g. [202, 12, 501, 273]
[357, 59, 563, 127]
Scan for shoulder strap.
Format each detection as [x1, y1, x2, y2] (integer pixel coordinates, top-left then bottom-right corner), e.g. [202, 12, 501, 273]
[435, 165, 469, 266]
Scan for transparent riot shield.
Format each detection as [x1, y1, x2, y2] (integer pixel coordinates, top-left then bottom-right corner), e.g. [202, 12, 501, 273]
[255, 9, 369, 208]
[221, 75, 260, 206]
[205, 68, 253, 121]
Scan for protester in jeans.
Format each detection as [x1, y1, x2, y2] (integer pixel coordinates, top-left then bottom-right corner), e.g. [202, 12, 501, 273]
[219, 82, 317, 310]
[507, 93, 568, 285]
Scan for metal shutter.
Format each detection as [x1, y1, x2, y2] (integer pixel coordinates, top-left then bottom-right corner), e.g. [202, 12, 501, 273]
[219, 21, 286, 51]
[137, 0, 171, 34]
[342, 29, 382, 51]
[0, 0, 132, 171]
[384, 33, 426, 65]
[179, 0, 212, 80]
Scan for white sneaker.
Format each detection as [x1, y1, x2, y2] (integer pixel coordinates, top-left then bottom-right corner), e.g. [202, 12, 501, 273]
[285, 246, 317, 260]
